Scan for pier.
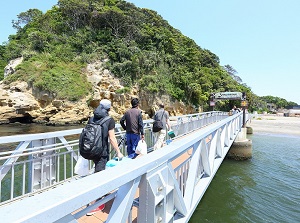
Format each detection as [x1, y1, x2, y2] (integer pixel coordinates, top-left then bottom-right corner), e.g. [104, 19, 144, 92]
[0, 111, 250, 222]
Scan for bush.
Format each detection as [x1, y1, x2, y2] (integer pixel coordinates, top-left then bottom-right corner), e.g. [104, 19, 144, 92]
[115, 87, 130, 94]
[5, 55, 92, 101]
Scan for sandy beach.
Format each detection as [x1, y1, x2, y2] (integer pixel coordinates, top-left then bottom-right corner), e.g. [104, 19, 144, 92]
[248, 114, 300, 136]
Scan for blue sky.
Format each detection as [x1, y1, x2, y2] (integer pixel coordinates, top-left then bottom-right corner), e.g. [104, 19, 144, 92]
[1, 0, 299, 104]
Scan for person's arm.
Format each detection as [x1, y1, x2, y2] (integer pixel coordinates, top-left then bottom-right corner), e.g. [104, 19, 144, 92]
[153, 112, 157, 120]
[138, 112, 145, 140]
[87, 117, 93, 124]
[166, 119, 171, 130]
[108, 129, 124, 159]
[165, 112, 171, 130]
[120, 114, 126, 130]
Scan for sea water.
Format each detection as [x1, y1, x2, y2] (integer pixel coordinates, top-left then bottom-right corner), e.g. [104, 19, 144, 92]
[1, 125, 299, 222]
[189, 133, 300, 223]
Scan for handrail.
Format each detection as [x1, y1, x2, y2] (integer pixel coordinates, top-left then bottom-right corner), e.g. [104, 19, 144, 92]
[0, 112, 246, 223]
[0, 111, 229, 204]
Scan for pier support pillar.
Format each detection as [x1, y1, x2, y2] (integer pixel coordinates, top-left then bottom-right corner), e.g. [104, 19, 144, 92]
[246, 126, 253, 134]
[227, 128, 252, 160]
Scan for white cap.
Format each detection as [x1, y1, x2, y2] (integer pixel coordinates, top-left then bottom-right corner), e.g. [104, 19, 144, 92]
[100, 99, 111, 110]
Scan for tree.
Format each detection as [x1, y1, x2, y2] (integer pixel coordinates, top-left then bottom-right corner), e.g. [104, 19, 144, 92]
[223, 64, 243, 83]
[58, 0, 92, 30]
[2, 0, 258, 111]
[0, 45, 7, 80]
[12, 9, 43, 31]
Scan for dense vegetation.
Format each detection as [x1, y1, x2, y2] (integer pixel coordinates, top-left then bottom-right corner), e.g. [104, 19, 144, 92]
[259, 96, 297, 112]
[0, 0, 297, 110]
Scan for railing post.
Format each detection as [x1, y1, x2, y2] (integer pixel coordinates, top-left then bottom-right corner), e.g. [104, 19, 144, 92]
[138, 164, 176, 223]
[29, 139, 56, 192]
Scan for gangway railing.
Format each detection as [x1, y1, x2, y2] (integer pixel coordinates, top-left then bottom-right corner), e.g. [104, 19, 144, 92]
[0, 112, 247, 223]
[0, 111, 227, 205]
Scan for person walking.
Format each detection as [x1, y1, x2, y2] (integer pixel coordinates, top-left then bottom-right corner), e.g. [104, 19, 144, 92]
[153, 103, 170, 150]
[86, 99, 124, 215]
[120, 98, 145, 159]
[232, 105, 241, 115]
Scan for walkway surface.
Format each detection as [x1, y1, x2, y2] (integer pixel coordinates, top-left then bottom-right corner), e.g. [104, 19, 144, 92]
[77, 152, 191, 222]
[78, 127, 211, 222]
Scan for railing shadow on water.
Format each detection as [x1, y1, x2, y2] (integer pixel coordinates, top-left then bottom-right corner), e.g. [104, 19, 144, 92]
[0, 111, 246, 222]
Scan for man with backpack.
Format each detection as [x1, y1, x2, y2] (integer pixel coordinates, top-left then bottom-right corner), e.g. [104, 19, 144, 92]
[83, 99, 123, 215]
[120, 98, 145, 159]
[153, 103, 170, 150]
[88, 99, 124, 172]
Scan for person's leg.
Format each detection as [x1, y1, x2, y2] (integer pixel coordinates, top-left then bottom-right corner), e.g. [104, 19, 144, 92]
[87, 156, 108, 216]
[93, 156, 108, 173]
[153, 131, 160, 150]
[131, 134, 140, 157]
[126, 133, 134, 157]
[127, 133, 140, 159]
[154, 130, 166, 150]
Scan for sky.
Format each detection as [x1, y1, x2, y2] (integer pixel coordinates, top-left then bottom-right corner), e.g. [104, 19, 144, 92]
[1, 0, 300, 104]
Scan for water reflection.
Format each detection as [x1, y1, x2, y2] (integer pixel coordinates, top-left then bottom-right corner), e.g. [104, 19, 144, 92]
[189, 159, 254, 223]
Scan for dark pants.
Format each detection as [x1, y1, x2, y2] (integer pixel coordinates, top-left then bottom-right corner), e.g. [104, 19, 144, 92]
[93, 156, 109, 173]
[92, 156, 109, 205]
[126, 133, 140, 159]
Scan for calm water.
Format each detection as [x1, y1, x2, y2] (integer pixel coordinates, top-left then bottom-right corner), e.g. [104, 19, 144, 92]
[1, 125, 299, 222]
[190, 133, 300, 223]
[0, 123, 83, 137]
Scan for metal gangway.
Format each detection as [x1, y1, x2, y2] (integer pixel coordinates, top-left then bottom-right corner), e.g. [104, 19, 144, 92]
[0, 111, 246, 222]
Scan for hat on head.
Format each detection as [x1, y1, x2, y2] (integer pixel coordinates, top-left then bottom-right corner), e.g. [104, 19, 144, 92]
[131, 98, 139, 108]
[100, 99, 111, 110]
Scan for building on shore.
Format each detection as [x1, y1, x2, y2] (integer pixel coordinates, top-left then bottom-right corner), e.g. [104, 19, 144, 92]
[283, 106, 300, 117]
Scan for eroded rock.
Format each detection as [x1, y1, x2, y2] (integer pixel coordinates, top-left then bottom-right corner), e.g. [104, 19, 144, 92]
[0, 59, 197, 125]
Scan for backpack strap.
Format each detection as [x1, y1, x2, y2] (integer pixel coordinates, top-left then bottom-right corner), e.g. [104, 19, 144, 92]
[158, 109, 165, 121]
[98, 116, 111, 125]
[159, 110, 165, 121]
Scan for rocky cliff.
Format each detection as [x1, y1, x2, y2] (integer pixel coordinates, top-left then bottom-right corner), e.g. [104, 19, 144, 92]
[0, 59, 196, 125]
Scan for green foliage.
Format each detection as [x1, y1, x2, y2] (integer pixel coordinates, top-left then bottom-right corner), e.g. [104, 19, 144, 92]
[12, 9, 43, 31]
[5, 54, 92, 101]
[115, 87, 130, 94]
[2, 0, 274, 110]
[0, 45, 7, 80]
[3, 40, 23, 60]
[259, 95, 297, 109]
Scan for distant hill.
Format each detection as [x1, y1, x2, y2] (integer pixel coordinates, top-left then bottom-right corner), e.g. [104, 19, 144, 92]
[0, 0, 296, 113]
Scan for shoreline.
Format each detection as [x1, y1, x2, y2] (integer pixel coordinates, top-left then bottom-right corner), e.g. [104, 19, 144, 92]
[248, 114, 300, 137]
[1, 114, 300, 137]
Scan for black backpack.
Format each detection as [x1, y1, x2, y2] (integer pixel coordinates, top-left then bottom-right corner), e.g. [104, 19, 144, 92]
[79, 116, 111, 160]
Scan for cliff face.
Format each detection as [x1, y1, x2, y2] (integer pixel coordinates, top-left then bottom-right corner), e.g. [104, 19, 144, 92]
[0, 59, 197, 125]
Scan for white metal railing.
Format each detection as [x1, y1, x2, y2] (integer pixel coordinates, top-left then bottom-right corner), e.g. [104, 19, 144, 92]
[0, 112, 247, 223]
[0, 111, 227, 205]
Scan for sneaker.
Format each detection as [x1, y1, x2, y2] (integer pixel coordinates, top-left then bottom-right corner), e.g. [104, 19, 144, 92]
[86, 204, 105, 216]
